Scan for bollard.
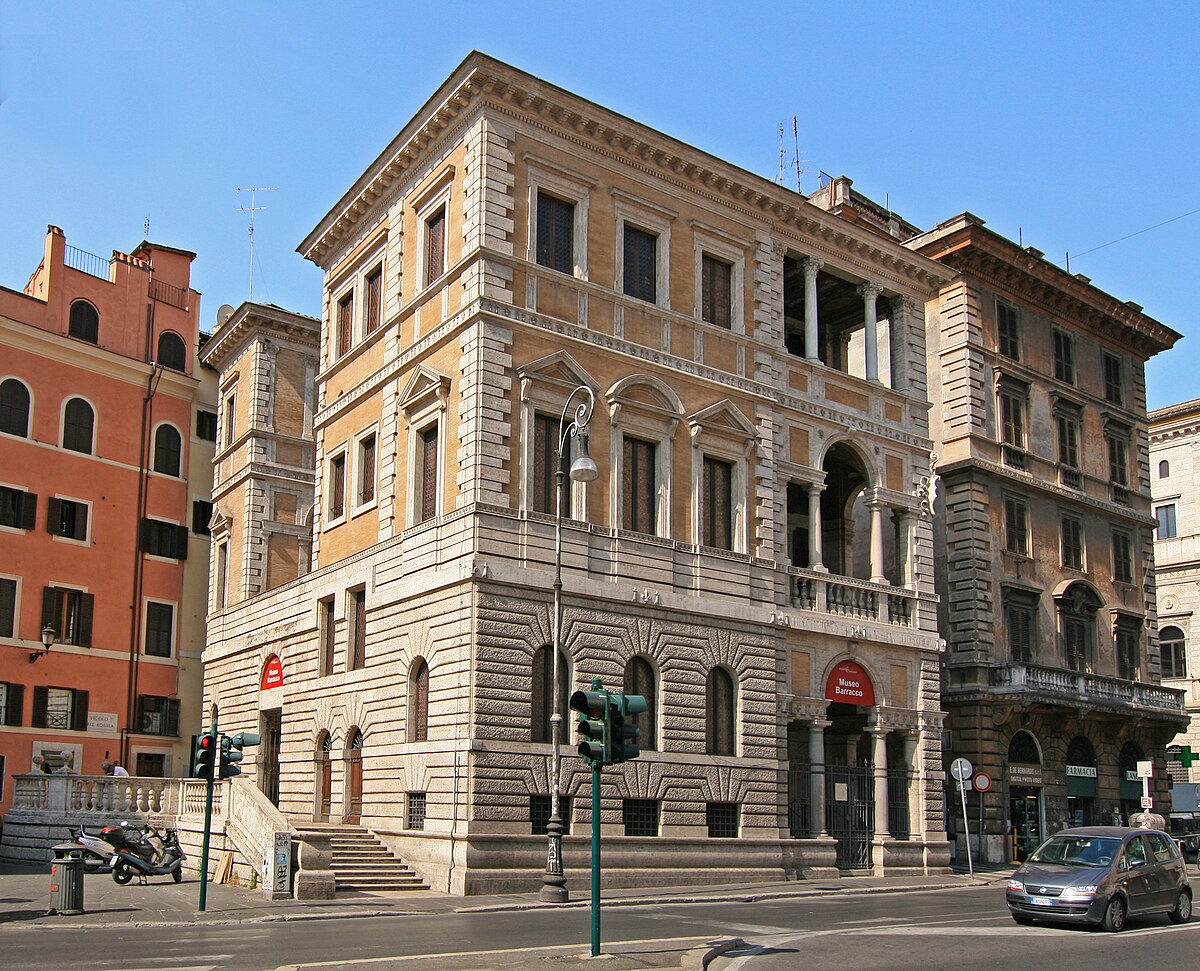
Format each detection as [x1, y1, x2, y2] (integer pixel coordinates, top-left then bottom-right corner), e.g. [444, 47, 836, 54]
[49, 844, 85, 915]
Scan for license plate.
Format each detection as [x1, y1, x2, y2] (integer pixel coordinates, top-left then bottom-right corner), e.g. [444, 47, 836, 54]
[1030, 896, 1053, 907]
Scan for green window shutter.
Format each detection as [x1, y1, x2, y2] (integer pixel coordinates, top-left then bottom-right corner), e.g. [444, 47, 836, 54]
[76, 594, 94, 647]
[71, 689, 89, 731]
[32, 685, 48, 728]
[20, 490, 38, 530]
[4, 683, 23, 726]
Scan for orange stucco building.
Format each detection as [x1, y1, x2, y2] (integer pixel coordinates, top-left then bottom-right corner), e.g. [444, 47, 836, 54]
[0, 226, 216, 814]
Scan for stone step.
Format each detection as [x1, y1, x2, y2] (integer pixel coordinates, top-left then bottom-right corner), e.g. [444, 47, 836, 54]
[291, 822, 426, 894]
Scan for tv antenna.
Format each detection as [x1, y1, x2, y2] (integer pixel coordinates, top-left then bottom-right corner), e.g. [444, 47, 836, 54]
[777, 115, 805, 194]
[236, 186, 276, 301]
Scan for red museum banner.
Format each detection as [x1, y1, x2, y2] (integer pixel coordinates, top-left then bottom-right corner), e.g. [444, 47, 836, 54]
[261, 654, 284, 690]
[824, 659, 875, 706]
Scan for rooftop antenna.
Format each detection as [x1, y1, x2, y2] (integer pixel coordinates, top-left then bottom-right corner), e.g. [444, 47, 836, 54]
[776, 115, 806, 194]
[144, 216, 150, 237]
[792, 115, 802, 194]
[236, 186, 276, 301]
[778, 123, 786, 185]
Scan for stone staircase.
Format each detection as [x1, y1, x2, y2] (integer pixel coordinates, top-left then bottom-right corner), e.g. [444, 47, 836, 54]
[293, 823, 428, 892]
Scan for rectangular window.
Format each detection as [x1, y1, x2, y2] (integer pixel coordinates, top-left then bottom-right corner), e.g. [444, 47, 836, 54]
[349, 588, 366, 671]
[536, 191, 574, 274]
[192, 499, 213, 536]
[1, 681, 24, 726]
[1054, 330, 1075, 383]
[1061, 516, 1084, 570]
[1112, 532, 1133, 584]
[319, 597, 335, 677]
[1156, 503, 1178, 539]
[424, 207, 446, 285]
[196, 409, 218, 442]
[1104, 352, 1123, 405]
[357, 434, 376, 505]
[41, 586, 94, 647]
[530, 794, 572, 836]
[622, 798, 660, 837]
[702, 456, 733, 550]
[1107, 435, 1129, 487]
[215, 542, 229, 609]
[1005, 591, 1037, 664]
[623, 225, 657, 303]
[364, 267, 383, 335]
[144, 601, 174, 657]
[0, 485, 37, 530]
[419, 426, 439, 523]
[622, 436, 657, 535]
[337, 291, 354, 358]
[1162, 636, 1187, 679]
[135, 753, 166, 777]
[136, 695, 180, 736]
[407, 791, 427, 830]
[706, 802, 739, 838]
[328, 453, 346, 520]
[32, 685, 88, 731]
[1004, 496, 1029, 555]
[224, 394, 237, 447]
[997, 302, 1020, 360]
[1057, 414, 1080, 469]
[1116, 622, 1140, 681]
[701, 254, 733, 328]
[47, 497, 88, 541]
[999, 390, 1025, 447]
[0, 577, 15, 638]
[140, 518, 188, 559]
[533, 413, 573, 518]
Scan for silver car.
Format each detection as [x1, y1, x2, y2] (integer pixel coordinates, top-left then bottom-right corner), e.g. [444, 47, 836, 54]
[1006, 826, 1192, 931]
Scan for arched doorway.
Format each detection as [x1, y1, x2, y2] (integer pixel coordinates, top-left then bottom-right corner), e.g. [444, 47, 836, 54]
[822, 660, 877, 869]
[345, 728, 363, 824]
[1008, 730, 1044, 860]
[1065, 736, 1097, 827]
[314, 731, 333, 822]
[820, 444, 870, 579]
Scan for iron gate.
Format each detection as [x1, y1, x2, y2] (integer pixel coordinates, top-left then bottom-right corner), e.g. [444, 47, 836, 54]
[826, 763, 874, 869]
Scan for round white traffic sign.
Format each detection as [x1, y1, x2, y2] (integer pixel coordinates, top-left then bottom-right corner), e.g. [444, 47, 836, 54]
[950, 757, 973, 781]
[973, 771, 992, 792]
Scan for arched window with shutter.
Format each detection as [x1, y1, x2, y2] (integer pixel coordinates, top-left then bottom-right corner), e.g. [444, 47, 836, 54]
[0, 378, 31, 437]
[68, 300, 99, 343]
[410, 657, 429, 742]
[62, 397, 95, 454]
[157, 331, 187, 372]
[153, 424, 182, 476]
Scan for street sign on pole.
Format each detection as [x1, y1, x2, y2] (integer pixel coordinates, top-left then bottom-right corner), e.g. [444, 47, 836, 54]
[950, 757, 973, 782]
[973, 772, 992, 792]
[950, 757, 974, 878]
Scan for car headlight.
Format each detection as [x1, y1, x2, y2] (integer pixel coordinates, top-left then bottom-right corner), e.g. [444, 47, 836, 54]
[1059, 885, 1098, 900]
[1007, 879, 1025, 893]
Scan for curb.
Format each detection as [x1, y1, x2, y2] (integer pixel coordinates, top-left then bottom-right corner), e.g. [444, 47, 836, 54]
[681, 938, 744, 970]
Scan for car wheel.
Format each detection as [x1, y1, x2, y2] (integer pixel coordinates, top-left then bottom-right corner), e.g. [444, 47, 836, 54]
[1102, 895, 1127, 932]
[1012, 913, 1034, 925]
[1168, 889, 1192, 924]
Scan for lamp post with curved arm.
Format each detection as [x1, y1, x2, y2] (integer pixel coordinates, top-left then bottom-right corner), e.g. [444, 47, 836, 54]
[541, 384, 598, 903]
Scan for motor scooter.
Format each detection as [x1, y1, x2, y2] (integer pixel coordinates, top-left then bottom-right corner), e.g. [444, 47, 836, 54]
[109, 824, 186, 884]
[65, 824, 115, 873]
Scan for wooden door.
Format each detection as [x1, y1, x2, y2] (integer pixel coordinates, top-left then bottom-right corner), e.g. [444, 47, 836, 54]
[347, 729, 363, 824]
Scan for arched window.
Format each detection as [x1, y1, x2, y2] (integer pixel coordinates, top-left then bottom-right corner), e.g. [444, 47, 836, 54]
[62, 397, 95, 454]
[157, 331, 187, 372]
[531, 645, 569, 744]
[705, 666, 736, 756]
[68, 300, 99, 343]
[1159, 460, 1170, 479]
[1161, 625, 1187, 679]
[623, 655, 657, 751]
[0, 378, 31, 437]
[1008, 730, 1041, 765]
[315, 730, 334, 822]
[410, 658, 429, 742]
[153, 424, 182, 476]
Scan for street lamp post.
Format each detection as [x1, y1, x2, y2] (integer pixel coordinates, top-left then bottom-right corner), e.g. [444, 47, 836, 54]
[541, 384, 598, 903]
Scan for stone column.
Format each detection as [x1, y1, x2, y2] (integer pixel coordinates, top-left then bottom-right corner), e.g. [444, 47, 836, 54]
[890, 296, 909, 392]
[858, 282, 881, 383]
[870, 723, 891, 840]
[868, 496, 887, 585]
[807, 484, 825, 571]
[896, 510, 915, 588]
[904, 730, 921, 841]
[802, 257, 822, 363]
[809, 718, 830, 837]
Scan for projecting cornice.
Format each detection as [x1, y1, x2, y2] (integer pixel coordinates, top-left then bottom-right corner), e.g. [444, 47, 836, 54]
[298, 52, 953, 295]
[201, 301, 320, 369]
[910, 213, 1181, 359]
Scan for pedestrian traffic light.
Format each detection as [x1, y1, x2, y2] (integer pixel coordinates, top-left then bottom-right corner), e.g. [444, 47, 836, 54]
[193, 731, 216, 779]
[610, 692, 646, 764]
[219, 731, 262, 779]
[570, 684, 610, 767]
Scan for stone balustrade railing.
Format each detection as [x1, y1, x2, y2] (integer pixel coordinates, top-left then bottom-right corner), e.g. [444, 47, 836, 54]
[991, 663, 1186, 714]
[792, 570, 919, 628]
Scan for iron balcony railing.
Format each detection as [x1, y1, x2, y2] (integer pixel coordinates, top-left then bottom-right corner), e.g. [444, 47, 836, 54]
[64, 245, 112, 281]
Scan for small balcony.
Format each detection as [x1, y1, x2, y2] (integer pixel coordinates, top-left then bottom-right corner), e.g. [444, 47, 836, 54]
[1058, 466, 1082, 490]
[988, 663, 1186, 719]
[1001, 445, 1029, 471]
[792, 569, 920, 628]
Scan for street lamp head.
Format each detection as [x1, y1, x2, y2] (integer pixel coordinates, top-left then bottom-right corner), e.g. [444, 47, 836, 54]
[569, 431, 599, 482]
[30, 625, 55, 663]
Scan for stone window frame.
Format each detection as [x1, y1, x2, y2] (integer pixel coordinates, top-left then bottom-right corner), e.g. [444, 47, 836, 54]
[1103, 416, 1133, 488]
[351, 423, 380, 518]
[1159, 625, 1187, 680]
[995, 373, 1028, 451]
[329, 243, 388, 364]
[1111, 528, 1134, 586]
[608, 376, 681, 540]
[996, 298, 1021, 362]
[60, 395, 96, 455]
[400, 368, 451, 528]
[622, 654, 659, 752]
[324, 445, 348, 529]
[151, 420, 184, 478]
[687, 400, 756, 555]
[1003, 585, 1040, 664]
[525, 158, 593, 280]
[414, 175, 454, 292]
[317, 595, 336, 678]
[1002, 493, 1030, 558]
[0, 572, 22, 641]
[691, 223, 746, 334]
[347, 585, 367, 672]
[705, 664, 738, 757]
[612, 190, 676, 308]
[141, 597, 178, 660]
[213, 540, 229, 611]
[1155, 502, 1178, 539]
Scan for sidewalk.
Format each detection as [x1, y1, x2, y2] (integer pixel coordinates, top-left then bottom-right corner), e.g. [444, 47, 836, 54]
[0, 860, 1016, 930]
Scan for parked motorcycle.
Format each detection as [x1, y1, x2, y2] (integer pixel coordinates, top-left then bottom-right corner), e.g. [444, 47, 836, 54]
[109, 824, 186, 884]
[65, 824, 114, 873]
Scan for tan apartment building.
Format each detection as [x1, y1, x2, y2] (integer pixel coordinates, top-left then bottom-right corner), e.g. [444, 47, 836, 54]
[202, 53, 957, 894]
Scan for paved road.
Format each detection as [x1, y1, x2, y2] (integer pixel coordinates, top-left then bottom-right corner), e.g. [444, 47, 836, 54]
[3, 885, 1197, 970]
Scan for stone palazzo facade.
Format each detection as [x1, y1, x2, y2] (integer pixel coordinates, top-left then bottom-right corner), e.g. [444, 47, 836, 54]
[202, 53, 955, 894]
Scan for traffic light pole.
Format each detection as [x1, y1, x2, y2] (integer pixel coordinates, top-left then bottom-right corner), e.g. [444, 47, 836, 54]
[590, 763, 601, 958]
[198, 705, 217, 913]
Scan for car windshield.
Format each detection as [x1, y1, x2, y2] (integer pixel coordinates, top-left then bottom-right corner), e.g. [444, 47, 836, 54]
[1028, 835, 1121, 867]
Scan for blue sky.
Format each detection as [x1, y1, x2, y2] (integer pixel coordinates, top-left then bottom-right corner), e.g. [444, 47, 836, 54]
[2, 1, 1196, 410]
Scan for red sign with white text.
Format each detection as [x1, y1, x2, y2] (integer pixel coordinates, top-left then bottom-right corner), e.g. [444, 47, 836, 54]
[261, 654, 284, 690]
[824, 660, 875, 706]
